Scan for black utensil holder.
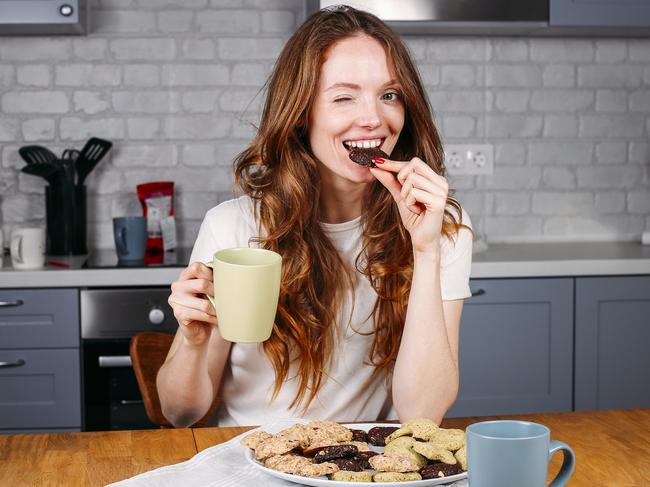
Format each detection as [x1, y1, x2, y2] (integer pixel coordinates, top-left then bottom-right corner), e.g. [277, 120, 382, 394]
[45, 184, 87, 255]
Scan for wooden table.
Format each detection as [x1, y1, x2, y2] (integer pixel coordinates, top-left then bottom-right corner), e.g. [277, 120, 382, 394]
[1, 409, 649, 486]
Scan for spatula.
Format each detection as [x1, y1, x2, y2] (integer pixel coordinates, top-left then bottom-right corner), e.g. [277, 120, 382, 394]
[75, 137, 112, 186]
[18, 145, 58, 166]
[21, 161, 62, 185]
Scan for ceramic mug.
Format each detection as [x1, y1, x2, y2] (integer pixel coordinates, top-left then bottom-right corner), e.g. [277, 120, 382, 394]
[113, 216, 147, 262]
[204, 247, 281, 343]
[467, 420, 575, 487]
[10, 227, 46, 269]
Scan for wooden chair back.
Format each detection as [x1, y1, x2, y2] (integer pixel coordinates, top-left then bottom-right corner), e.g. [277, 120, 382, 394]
[129, 332, 215, 428]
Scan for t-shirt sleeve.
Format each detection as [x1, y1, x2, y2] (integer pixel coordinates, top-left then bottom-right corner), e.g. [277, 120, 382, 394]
[439, 207, 473, 301]
[188, 197, 257, 265]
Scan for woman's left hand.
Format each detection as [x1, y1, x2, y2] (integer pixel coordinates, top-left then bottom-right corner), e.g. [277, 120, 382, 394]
[370, 157, 448, 254]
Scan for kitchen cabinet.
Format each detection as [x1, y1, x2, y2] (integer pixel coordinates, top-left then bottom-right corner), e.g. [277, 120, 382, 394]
[550, 0, 650, 27]
[575, 276, 650, 410]
[448, 278, 574, 417]
[0, 289, 81, 433]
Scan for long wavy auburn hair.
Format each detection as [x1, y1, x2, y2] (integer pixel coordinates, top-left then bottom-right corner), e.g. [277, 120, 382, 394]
[233, 6, 469, 413]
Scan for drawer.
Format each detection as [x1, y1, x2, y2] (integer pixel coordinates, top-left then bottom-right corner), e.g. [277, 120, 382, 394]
[0, 289, 79, 348]
[0, 348, 81, 429]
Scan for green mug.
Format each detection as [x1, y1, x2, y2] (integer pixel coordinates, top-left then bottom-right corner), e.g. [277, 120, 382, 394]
[204, 247, 282, 343]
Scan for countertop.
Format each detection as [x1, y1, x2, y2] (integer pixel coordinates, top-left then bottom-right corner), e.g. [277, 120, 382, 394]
[1, 242, 649, 288]
[1, 409, 648, 486]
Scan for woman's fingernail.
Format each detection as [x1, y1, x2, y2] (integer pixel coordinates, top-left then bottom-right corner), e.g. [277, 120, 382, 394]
[373, 157, 385, 164]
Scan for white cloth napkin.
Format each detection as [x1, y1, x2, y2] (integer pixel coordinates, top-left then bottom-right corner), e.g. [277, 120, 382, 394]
[107, 418, 469, 487]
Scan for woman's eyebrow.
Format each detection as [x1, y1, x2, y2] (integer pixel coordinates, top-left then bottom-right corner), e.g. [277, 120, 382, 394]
[325, 79, 399, 92]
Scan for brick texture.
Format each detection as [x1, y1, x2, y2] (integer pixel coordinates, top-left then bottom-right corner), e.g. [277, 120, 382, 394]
[0, 2, 649, 248]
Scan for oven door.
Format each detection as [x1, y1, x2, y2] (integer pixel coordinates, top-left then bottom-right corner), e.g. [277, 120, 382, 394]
[82, 339, 155, 431]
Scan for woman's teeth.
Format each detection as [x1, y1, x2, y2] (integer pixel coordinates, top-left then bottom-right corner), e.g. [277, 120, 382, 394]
[343, 139, 383, 149]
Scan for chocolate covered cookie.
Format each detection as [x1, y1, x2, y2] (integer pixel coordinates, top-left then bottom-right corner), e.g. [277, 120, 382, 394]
[348, 147, 388, 168]
[350, 429, 368, 443]
[354, 450, 378, 469]
[420, 462, 464, 479]
[330, 457, 365, 472]
[313, 444, 358, 463]
[367, 426, 399, 446]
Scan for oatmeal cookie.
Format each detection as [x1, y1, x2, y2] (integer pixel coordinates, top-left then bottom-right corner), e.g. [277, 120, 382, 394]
[295, 461, 339, 477]
[255, 437, 301, 460]
[368, 452, 422, 473]
[304, 421, 353, 451]
[455, 445, 467, 470]
[373, 472, 422, 482]
[264, 453, 312, 473]
[330, 471, 374, 482]
[411, 442, 456, 464]
[240, 430, 273, 450]
[427, 428, 466, 452]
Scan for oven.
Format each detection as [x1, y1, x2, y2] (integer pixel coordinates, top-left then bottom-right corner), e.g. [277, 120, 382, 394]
[80, 287, 178, 431]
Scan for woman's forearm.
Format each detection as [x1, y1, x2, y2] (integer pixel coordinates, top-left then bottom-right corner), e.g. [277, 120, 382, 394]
[392, 250, 459, 423]
[157, 336, 217, 428]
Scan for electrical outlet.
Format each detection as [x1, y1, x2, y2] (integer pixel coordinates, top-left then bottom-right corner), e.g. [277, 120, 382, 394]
[444, 144, 494, 175]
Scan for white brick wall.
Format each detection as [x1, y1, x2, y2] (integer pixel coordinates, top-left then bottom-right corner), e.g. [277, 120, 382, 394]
[0, 1, 649, 248]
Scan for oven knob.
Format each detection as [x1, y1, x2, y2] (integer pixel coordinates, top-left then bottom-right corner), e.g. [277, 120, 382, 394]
[148, 307, 165, 325]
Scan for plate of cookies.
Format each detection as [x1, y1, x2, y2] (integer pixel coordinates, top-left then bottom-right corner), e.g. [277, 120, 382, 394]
[241, 419, 467, 486]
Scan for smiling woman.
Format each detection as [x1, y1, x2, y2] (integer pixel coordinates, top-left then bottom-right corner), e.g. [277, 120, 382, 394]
[157, 5, 474, 428]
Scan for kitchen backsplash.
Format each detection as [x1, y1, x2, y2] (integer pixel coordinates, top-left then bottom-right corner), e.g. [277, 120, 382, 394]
[0, 0, 649, 250]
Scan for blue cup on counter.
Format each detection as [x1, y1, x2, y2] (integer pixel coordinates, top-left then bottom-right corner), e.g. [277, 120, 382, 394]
[467, 420, 575, 487]
[113, 216, 146, 262]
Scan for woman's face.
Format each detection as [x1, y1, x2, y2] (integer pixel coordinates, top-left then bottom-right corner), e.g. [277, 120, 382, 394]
[309, 34, 405, 186]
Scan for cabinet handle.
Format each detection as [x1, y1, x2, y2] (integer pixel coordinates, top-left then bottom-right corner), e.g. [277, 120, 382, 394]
[120, 399, 144, 405]
[0, 299, 24, 308]
[471, 288, 486, 297]
[0, 359, 26, 368]
[98, 356, 132, 368]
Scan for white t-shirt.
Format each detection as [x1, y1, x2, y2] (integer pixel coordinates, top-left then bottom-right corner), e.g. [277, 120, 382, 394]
[189, 195, 473, 426]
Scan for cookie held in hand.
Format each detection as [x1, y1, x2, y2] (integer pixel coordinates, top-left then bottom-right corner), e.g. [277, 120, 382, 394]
[348, 147, 389, 167]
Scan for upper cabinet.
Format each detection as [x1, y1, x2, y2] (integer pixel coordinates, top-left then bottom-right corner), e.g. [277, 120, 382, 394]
[550, 0, 650, 27]
[0, 0, 88, 36]
[309, 0, 650, 36]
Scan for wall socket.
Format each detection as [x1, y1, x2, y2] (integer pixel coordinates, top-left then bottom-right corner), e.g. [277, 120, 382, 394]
[444, 144, 494, 175]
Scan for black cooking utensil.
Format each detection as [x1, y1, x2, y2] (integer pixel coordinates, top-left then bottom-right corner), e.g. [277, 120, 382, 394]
[61, 149, 79, 186]
[18, 145, 58, 166]
[75, 137, 112, 186]
[20, 161, 62, 185]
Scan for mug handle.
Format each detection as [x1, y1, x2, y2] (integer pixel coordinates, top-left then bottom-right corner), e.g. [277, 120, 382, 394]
[548, 440, 575, 487]
[10, 234, 23, 264]
[116, 227, 128, 256]
[203, 261, 215, 308]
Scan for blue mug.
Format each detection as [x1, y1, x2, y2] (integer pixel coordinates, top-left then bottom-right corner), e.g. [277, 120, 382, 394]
[113, 216, 146, 262]
[467, 420, 575, 487]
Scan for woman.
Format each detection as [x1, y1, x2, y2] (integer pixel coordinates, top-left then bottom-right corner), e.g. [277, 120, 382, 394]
[158, 6, 473, 428]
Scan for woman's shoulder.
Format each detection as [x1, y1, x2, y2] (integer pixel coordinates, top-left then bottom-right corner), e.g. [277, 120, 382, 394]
[204, 194, 257, 229]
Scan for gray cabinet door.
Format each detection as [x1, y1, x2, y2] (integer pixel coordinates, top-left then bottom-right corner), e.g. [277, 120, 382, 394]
[0, 289, 79, 348]
[0, 348, 81, 430]
[550, 0, 650, 27]
[575, 276, 650, 410]
[448, 278, 573, 417]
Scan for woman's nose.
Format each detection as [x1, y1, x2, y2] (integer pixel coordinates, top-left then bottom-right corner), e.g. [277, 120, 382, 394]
[357, 100, 381, 129]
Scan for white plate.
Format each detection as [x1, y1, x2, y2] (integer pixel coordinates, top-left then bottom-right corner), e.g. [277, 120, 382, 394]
[244, 422, 467, 487]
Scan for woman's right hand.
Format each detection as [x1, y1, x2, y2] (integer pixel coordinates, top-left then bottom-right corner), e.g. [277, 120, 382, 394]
[168, 262, 217, 347]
